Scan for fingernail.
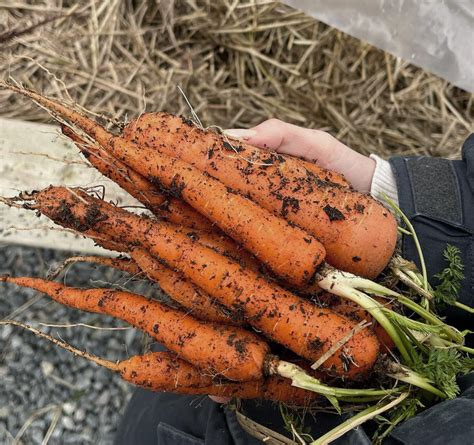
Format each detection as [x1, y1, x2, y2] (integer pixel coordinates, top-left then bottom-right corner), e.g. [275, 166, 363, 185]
[223, 128, 257, 141]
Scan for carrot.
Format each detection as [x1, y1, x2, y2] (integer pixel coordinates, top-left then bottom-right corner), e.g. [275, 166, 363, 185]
[64, 127, 260, 271]
[130, 249, 244, 326]
[2, 83, 326, 286]
[179, 228, 260, 272]
[1, 320, 317, 405]
[120, 353, 318, 405]
[123, 113, 350, 189]
[292, 155, 350, 188]
[1, 275, 397, 407]
[1, 276, 269, 381]
[64, 230, 248, 325]
[122, 112, 397, 278]
[86, 207, 259, 274]
[16, 186, 380, 380]
[56, 252, 243, 326]
[62, 125, 214, 231]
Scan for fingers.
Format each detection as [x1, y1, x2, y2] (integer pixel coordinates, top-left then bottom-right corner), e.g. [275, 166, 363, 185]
[209, 395, 231, 403]
[225, 119, 376, 193]
[226, 119, 338, 161]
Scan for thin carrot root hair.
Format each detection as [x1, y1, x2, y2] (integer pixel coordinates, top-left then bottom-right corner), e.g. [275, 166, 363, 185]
[47, 255, 142, 280]
[0, 320, 119, 371]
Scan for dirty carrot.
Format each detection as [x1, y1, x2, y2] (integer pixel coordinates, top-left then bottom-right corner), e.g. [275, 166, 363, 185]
[130, 248, 244, 326]
[123, 113, 350, 188]
[55, 252, 243, 326]
[122, 112, 397, 278]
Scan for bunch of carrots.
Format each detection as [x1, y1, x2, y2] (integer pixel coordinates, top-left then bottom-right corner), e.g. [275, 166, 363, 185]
[1, 82, 472, 443]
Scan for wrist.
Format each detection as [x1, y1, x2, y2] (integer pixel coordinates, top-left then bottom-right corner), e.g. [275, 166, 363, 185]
[369, 154, 399, 206]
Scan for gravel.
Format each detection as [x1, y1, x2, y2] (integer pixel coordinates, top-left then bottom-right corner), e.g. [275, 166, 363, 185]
[0, 245, 160, 445]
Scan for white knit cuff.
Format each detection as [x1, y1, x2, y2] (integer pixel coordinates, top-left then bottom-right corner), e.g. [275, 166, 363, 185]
[369, 154, 399, 207]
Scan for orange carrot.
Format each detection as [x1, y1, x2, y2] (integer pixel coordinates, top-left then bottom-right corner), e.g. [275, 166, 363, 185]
[1, 276, 269, 381]
[291, 155, 350, 188]
[2, 84, 326, 286]
[69, 230, 248, 325]
[62, 125, 214, 231]
[1, 320, 317, 405]
[119, 352, 317, 405]
[122, 112, 397, 278]
[123, 113, 350, 189]
[18, 186, 379, 380]
[175, 227, 260, 272]
[59, 252, 243, 326]
[130, 249, 244, 326]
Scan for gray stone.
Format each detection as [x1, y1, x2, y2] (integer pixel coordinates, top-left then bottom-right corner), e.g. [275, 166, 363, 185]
[29, 427, 45, 444]
[0, 324, 13, 340]
[41, 361, 54, 377]
[74, 408, 86, 422]
[63, 402, 76, 416]
[10, 336, 23, 349]
[0, 246, 138, 444]
[96, 391, 111, 406]
[62, 416, 75, 430]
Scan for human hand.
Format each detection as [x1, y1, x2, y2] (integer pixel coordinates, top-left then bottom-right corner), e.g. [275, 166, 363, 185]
[225, 119, 376, 193]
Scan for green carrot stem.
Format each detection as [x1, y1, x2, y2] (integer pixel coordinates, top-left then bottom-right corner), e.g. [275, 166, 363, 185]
[310, 392, 410, 445]
[392, 268, 433, 301]
[316, 269, 413, 364]
[454, 301, 474, 314]
[395, 296, 464, 343]
[274, 361, 398, 413]
[387, 363, 446, 399]
[384, 195, 428, 291]
[398, 227, 412, 235]
[433, 338, 474, 354]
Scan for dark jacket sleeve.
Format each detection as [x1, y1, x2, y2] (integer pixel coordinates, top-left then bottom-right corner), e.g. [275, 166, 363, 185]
[389, 134, 474, 330]
[385, 135, 474, 445]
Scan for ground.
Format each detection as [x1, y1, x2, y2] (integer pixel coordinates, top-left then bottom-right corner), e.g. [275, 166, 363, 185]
[0, 246, 155, 444]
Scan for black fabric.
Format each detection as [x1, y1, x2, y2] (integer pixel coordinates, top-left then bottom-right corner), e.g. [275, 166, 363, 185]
[385, 135, 474, 443]
[406, 157, 462, 224]
[115, 135, 474, 445]
[462, 133, 474, 191]
[384, 374, 474, 445]
[389, 135, 474, 329]
[115, 389, 239, 445]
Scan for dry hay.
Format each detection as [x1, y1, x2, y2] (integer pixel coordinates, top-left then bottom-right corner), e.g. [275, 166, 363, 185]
[0, 0, 472, 160]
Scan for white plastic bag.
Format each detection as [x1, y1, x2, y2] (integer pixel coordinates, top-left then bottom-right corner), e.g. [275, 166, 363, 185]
[286, 0, 473, 92]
